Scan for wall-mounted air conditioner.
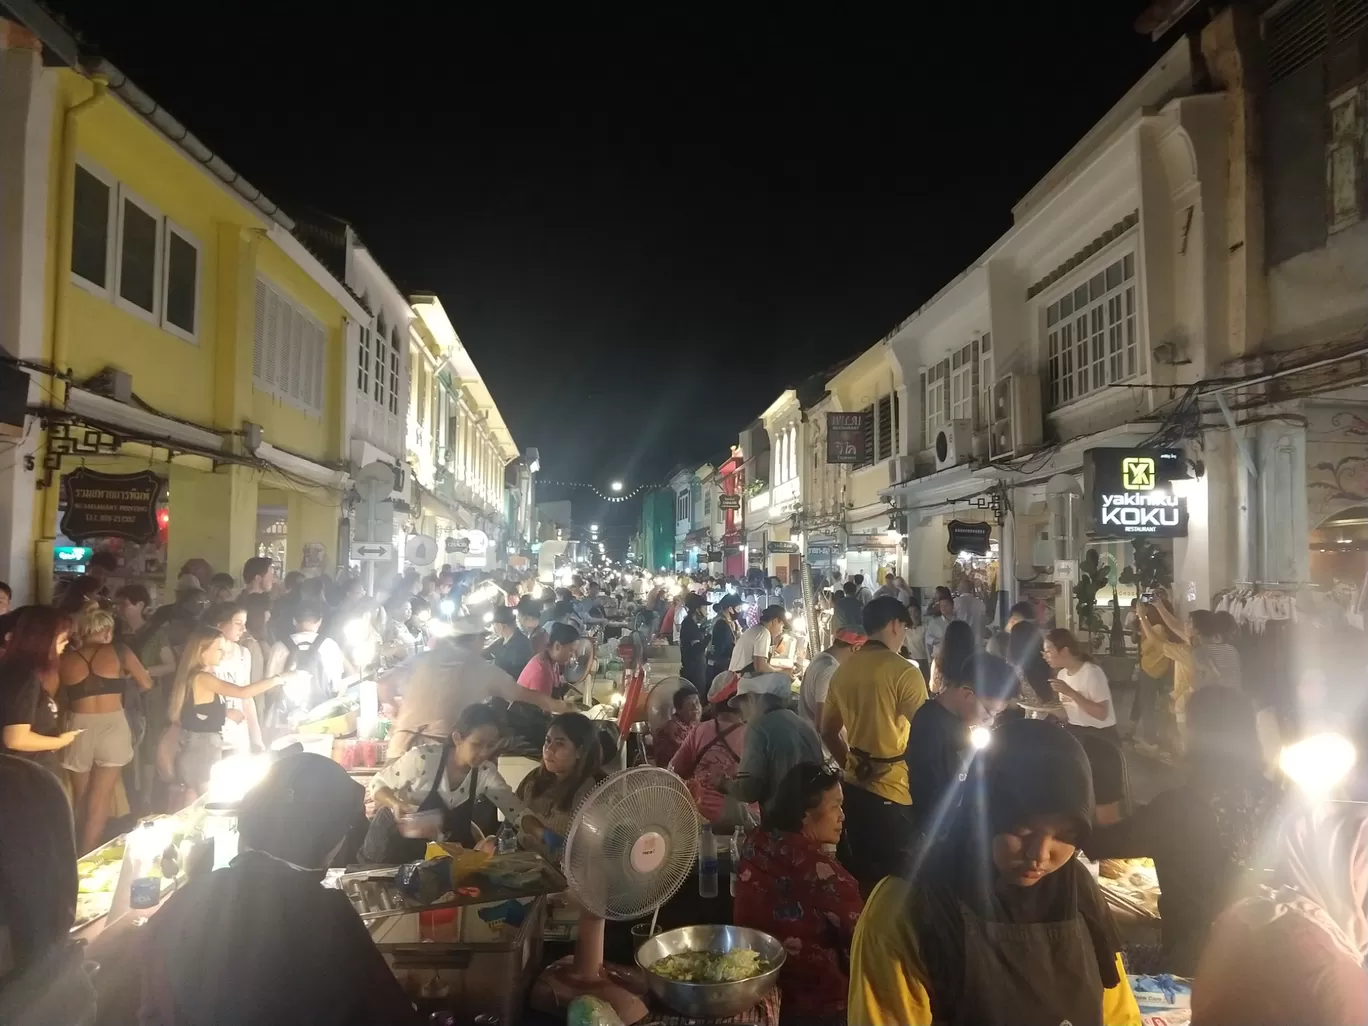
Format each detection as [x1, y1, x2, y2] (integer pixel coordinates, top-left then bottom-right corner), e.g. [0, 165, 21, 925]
[934, 420, 973, 471]
[989, 373, 1043, 461]
[887, 455, 914, 488]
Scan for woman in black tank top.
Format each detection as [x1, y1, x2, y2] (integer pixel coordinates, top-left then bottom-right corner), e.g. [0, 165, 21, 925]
[163, 628, 297, 805]
[58, 607, 156, 854]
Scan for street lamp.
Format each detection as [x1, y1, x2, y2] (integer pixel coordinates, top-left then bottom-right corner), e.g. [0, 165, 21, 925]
[610, 481, 624, 492]
[590, 523, 599, 533]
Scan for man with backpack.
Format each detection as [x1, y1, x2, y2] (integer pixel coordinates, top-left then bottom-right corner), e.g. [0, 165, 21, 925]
[264, 600, 345, 720]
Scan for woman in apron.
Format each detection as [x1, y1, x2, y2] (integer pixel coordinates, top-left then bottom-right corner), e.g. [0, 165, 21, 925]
[847, 718, 1143, 1026]
[364, 703, 524, 863]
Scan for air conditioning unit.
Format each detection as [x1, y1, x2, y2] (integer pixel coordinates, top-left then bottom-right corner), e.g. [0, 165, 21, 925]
[934, 420, 973, 471]
[887, 455, 914, 488]
[989, 373, 1043, 461]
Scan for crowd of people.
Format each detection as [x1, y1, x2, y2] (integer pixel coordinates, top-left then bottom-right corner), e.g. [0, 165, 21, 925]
[2, 556, 1367, 1026]
[648, 570, 1368, 1025]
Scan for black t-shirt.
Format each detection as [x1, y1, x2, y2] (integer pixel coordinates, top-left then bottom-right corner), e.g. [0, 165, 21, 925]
[490, 629, 532, 680]
[0, 670, 61, 766]
[904, 699, 972, 826]
[1086, 776, 1280, 975]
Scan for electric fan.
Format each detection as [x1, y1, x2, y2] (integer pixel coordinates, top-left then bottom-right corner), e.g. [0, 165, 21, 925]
[530, 767, 700, 1024]
[643, 676, 692, 734]
[559, 637, 598, 706]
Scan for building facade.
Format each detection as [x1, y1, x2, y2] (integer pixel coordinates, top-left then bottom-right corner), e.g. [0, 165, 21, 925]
[406, 294, 519, 571]
[0, 24, 360, 601]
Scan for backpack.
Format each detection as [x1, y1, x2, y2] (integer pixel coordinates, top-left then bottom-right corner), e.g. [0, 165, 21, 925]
[282, 635, 330, 713]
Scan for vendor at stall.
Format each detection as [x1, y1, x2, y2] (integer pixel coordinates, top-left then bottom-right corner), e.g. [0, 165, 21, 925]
[140, 752, 420, 1026]
[734, 762, 862, 1023]
[669, 674, 747, 829]
[651, 683, 700, 768]
[848, 718, 1142, 1026]
[363, 703, 525, 862]
[386, 617, 567, 758]
[515, 712, 606, 861]
[726, 672, 823, 824]
[1086, 686, 1280, 975]
[516, 621, 580, 697]
[729, 605, 787, 676]
[486, 605, 532, 680]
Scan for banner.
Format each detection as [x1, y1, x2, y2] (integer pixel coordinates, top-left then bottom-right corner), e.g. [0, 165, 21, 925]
[767, 541, 800, 554]
[826, 411, 871, 464]
[60, 469, 162, 544]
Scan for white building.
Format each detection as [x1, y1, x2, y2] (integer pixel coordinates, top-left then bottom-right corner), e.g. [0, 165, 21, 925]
[866, 33, 1250, 629]
[406, 294, 519, 570]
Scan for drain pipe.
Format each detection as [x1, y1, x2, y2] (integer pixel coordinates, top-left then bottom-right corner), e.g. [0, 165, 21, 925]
[38, 74, 107, 602]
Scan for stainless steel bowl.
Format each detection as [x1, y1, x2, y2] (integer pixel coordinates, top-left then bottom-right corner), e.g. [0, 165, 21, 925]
[635, 924, 785, 1019]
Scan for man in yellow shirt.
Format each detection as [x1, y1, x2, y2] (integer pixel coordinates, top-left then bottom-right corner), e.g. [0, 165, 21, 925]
[821, 595, 926, 891]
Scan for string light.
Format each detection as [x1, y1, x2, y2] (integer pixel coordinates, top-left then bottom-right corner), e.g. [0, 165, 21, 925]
[536, 480, 665, 502]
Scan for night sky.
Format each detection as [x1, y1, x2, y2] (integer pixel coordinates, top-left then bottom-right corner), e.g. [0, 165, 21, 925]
[50, 2, 1162, 530]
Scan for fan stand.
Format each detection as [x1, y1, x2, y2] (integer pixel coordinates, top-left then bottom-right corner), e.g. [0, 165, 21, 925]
[530, 910, 649, 1024]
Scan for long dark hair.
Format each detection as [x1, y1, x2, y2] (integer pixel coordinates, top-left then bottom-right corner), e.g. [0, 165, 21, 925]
[1045, 627, 1091, 664]
[0, 754, 78, 974]
[520, 712, 604, 813]
[0, 607, 73, 683]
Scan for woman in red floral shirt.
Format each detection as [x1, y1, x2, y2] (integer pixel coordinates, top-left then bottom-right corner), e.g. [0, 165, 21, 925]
[734, 763, 863, 1023]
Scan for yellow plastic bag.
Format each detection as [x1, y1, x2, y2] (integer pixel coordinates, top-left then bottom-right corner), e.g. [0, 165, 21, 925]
[424, 842, 492, 881]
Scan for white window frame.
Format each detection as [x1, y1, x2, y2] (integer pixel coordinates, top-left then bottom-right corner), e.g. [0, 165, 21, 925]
[950, 342, 977, 425]
[357, 324, 372, 396]
[160, 220, 201, 344]
[978, 333, 993, 430]
[388, 329, 402, 416]
[923, 364, 948, 448]
[252, 275, 327, 418]
[1042, 246, 1139, 409]
[113, 185, 163, 325]
[70, 158, 117, 297]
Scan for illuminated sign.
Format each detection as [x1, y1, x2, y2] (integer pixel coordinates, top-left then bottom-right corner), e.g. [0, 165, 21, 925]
[1084, 448, 1188, 538]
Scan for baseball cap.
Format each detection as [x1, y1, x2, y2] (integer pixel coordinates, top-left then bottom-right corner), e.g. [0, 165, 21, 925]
[450, 615, 488, 636]
[833, 627, 867, 647]
[714, 593, 742, 612]
[175, 573, 204, 594]
[861, 595, 913, 636]
[732, 671, 792, 705]
[708, 671, 738, 705]
[758, 604, 787, 625]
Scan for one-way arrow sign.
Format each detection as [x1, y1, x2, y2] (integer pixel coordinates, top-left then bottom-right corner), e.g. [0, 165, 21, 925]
[350, 541, 395, 561]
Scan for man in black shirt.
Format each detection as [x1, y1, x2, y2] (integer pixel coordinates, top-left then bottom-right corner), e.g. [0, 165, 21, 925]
[905, 651, 1018, 836]
[487, 605, 532, 679]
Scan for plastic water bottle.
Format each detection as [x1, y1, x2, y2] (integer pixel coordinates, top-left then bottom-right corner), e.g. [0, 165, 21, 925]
[496, 820, 518, 855]
[729, 829, 743, 897]
[698, 824, 718, 898]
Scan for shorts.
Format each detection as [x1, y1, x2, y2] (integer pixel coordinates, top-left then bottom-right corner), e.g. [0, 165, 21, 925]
[178, 731, 223, 793]
[61, 710, 135, 773]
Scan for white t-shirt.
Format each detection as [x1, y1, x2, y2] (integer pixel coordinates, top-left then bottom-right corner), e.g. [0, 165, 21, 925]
[798, 651, 839, 725]
[210, 642, 255, 751]
[728, 624, 773, 672]
[368, 743, 523, 820]
[1056, 662, 1116, 729]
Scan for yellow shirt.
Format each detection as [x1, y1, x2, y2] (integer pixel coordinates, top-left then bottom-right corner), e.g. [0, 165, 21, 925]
[848, 876, 1143, 1026]
[1138, 634, 1171, 679]
[826, 645, 926, 804]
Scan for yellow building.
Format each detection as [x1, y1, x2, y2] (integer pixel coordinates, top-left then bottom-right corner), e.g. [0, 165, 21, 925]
[0, 21, 365, 601]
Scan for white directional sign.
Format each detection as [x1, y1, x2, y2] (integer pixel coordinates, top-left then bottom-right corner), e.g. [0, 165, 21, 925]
[351, 540, 395, 562]
[405, 534, 438, 567]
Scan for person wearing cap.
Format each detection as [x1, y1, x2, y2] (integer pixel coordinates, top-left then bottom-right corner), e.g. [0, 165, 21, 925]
[798, 627, 865, 731]
[848, 719, 1140, 1026]
[706, 593, 743, 684]
[517, 596, 548, 660]
[486, 604, 532, 680]
[385, 616, 567, 758]
[141, 752, 419, 1025]
[678, 593, 710, 689]
[670, 672, 748, 827]
[728, 604, 787, 677]
[517, 622, 581, 697]
[822, 595, 927, 892]
[725, 672, 823, 824]
[904, 650, 1019, 834]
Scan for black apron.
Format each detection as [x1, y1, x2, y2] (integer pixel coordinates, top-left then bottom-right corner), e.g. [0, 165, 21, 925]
[954, 889, 1104, 1026]
[362, 742, 496, 863]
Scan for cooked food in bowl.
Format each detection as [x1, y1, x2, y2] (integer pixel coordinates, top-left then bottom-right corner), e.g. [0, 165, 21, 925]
[649, 948, 767, 984]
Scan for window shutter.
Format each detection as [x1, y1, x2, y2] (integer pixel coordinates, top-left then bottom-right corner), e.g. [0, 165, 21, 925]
[252, 279, 266, 382]
[311, 321, 326, 413]
[288, 307, 306, 404]
[263, 285, 282, 391]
